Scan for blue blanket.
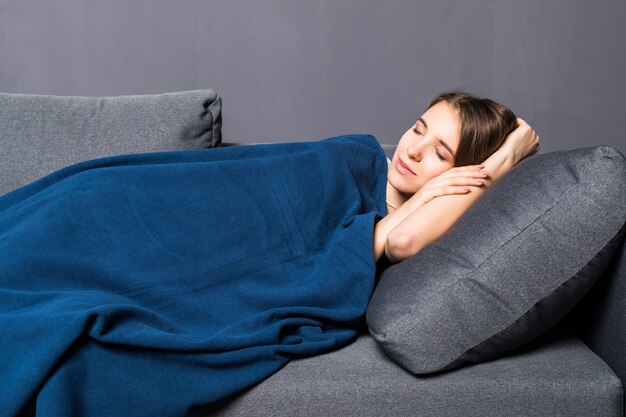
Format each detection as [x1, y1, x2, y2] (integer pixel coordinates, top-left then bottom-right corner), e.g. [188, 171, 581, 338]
[0, 134, 387, 416]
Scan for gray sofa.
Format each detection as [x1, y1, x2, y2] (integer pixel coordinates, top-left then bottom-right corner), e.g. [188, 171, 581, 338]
[205, 144, 625, 417]
[1, 90, 623, 416]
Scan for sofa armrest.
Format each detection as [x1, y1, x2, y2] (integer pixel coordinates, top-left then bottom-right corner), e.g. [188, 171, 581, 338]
[559, 224, 626, 388]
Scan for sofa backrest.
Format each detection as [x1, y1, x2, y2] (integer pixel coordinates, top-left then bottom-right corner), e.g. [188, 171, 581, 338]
[0, 90, 221, 195]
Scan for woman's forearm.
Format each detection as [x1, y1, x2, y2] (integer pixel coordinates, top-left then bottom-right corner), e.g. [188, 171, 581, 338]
[373, 192, 422, 262]
[378, 147, 515, 263]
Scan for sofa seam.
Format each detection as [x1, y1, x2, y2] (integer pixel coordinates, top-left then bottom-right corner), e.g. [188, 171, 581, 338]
[459, 221, 626, 360]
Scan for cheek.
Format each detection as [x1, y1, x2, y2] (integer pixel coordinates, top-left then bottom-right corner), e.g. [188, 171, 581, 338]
[421, 166, 442, 181]
[426, 159, 453, 178]
[435, 167, 449, 178]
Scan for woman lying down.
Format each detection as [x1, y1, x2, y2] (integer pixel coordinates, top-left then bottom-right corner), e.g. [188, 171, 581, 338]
[0, 90, 538, 416]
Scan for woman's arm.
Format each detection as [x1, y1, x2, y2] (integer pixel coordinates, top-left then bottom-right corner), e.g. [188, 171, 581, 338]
[376, 148, 513, 263]
[373, 163, 489, 263]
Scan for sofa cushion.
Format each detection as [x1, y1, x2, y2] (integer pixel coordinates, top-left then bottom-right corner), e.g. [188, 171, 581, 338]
[0, 89, 222, 195]
[200, 331, 622, 417]
[366, 145, 626, 374]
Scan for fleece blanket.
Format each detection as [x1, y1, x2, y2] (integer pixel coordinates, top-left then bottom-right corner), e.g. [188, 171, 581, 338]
[0, 134, 388, 417]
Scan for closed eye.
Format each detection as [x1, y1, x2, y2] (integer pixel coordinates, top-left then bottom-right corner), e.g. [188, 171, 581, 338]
[415, 128, 446, 161]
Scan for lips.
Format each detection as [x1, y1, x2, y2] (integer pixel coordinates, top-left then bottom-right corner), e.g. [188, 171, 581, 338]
[396, 157, 416, 175]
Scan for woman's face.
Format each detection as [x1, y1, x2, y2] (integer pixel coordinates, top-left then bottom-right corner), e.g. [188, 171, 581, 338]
[388, 101, 461, 198]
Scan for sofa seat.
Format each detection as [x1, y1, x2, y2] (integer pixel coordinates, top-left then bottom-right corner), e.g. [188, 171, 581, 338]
[203, 329, 622, 417]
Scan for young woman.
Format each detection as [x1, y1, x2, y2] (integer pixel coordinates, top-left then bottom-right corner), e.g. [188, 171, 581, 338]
[375, 91, 540, 264]
[0, 90, 539, 416]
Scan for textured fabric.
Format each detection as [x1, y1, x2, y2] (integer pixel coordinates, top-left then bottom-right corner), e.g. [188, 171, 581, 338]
[381, 144, 396, 160]
[202, 330, 623, 417]
[367, 145, 626, 374]
[0, 134, 387, 417]
[0, 89, 222, 195]
[560, 229, 626, 416]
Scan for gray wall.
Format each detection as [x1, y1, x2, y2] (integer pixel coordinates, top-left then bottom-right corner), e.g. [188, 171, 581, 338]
[1, 0, 625, 155]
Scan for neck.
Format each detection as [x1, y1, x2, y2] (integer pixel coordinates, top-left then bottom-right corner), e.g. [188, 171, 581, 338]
[385, 180, 409, 211]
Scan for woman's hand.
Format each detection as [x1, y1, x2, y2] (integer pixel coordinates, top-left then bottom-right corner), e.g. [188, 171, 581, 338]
[501, 118, 541, 166]
[406, 165, 489, 211]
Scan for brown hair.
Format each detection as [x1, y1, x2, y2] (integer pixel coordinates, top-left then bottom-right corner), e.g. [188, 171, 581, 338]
[428, 91, 517, 167]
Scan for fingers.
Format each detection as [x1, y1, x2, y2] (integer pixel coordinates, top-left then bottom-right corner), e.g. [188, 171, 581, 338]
[457, 176, 487, 186]
[520, 119, 538, 141]
[528, 126, 540, 154]
[535, 132, 541, 151]
[516, 119, 534, 139]
[429, 171, 490, 191]
[427, 165, 492, 200]
[439, 165, 490, 180]
[423, 174, 488, 201]
[435, 185, 473, 196]
[443, 165, 486, 176]
[515, 118, 541, 156]
[516, 117, 529, 128]
[442, 185, 480, 196]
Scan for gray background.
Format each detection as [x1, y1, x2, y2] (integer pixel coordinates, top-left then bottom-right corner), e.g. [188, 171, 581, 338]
[1, 0, 625, 154]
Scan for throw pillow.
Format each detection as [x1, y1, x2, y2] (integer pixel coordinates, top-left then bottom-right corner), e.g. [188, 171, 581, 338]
[366, 145, 626, 374]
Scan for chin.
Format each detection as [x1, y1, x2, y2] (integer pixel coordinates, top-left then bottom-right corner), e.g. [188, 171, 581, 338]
[388, 172, 418, 195]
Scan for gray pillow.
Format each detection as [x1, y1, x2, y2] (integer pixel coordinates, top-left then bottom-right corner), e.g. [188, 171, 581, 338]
[0, 89, 222, 195]
[367, 145, 626, 374]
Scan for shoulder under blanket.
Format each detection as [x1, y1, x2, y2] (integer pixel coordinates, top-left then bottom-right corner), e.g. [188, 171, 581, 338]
[0, 134, 388, 416]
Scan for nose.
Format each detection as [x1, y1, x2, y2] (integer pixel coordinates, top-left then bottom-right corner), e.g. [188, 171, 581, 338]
[407, 144, 421, 162]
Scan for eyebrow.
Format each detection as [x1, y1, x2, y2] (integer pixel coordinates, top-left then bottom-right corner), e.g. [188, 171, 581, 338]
[418, 117, 456, 158]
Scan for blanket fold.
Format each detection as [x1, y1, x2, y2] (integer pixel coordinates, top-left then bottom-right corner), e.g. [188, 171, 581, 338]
[0, 134, 387, 417]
